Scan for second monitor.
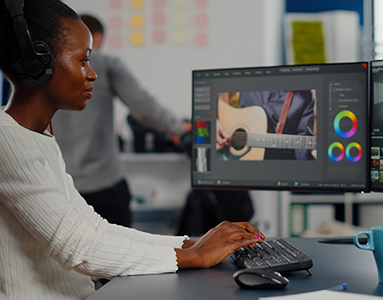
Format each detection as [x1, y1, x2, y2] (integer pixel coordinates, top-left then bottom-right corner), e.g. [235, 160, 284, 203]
[192, 62, 369, 193]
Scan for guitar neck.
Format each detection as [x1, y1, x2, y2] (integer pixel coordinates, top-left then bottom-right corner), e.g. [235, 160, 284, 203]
[247, 133, 316, 150]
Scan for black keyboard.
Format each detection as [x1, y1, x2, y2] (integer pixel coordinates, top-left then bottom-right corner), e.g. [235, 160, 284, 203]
[231, 239, 313, 273]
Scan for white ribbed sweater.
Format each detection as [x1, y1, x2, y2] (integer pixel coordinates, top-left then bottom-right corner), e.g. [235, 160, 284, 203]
[0, 110, 186, 300]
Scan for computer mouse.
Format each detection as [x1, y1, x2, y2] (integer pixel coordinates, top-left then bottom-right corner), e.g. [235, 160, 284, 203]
[233, 269, 289, 290]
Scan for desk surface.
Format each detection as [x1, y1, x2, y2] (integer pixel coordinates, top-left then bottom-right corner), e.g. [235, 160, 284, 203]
[86, 238, 383, 300]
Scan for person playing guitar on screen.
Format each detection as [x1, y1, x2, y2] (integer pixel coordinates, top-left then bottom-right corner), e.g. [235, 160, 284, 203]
[216, 90, 317, 161]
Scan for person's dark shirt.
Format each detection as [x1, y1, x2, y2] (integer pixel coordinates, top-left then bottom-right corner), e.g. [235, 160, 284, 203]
[239, 90, 315, 160]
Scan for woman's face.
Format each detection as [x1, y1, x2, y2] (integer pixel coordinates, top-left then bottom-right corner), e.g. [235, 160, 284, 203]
[42, 18, 97, 111]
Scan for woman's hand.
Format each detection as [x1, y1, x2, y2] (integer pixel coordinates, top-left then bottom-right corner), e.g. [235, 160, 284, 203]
[176, 221, 264, 269]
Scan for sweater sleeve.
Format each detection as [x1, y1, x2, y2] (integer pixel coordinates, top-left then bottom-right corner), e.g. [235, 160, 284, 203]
[106, 56, 184, 135]
[0, 125, 187, 278]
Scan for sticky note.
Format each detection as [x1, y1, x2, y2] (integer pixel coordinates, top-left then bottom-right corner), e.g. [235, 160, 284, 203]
[107, 35, 123, 49]
[152, 12, 166, 26]
[130, 15, 145, 27]
[152, 31, 166, 44]
[171, 12, 188, 27]
[292, 21, 326, 64]
[109, 0, 123, 9]
[194, 32, 208, 47]
[152, 0, 166, 8]
[130, 0, 144, 8]
[171, 0, 188, 7]
[130, 33, 145, 46]
[194, 13, 208, 27]
[171, 30, 187, 45]
[194, 0, 208, 7]
[108, 16, 123, 29]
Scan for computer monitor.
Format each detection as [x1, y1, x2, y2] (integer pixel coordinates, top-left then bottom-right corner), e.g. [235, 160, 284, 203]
[370, 60, 383, 191]
[0, 71, 10, 106]
[191, 62, 369, 193]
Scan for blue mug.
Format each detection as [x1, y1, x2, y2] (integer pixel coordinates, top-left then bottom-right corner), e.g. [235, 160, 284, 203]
[354, 226, 383, 284]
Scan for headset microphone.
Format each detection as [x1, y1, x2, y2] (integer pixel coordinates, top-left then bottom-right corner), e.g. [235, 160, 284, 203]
[4, 0, 55, 87]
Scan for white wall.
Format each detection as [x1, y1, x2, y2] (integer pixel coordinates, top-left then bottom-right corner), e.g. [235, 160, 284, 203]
[63, 0, 284, 119]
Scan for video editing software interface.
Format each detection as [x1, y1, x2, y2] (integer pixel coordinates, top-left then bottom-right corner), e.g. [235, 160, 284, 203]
[191, 63, 369, 192]
[371, 60, 383, 191]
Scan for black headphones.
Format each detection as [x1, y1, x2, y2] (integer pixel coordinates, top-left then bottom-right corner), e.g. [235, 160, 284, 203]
[4, 0, 55, 87]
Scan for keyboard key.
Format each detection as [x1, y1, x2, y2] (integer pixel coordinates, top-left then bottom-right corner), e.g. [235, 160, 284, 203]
[231, 239, 313, 273]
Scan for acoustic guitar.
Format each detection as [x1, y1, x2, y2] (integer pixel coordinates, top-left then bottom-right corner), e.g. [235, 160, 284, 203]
[217, 99, 316, 160]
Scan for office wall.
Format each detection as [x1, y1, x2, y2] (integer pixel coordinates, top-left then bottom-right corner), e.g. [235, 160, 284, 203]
[63, 0, 284, 119]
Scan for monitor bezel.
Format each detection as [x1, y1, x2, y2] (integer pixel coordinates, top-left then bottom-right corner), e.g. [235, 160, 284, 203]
[191, 61, 371, 194]
[369, 59, 383, 192]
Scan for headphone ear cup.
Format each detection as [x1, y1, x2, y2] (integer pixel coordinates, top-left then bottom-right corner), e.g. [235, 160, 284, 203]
[33, 42, 54, 65]
[12, 48, 22, 67]
[12, 41, 55, 87]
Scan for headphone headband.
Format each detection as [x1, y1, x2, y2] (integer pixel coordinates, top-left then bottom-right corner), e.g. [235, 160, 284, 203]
[4, 0, 24, 17]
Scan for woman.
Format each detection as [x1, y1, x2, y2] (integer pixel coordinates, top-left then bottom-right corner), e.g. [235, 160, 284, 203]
[0, 1, 264, 299]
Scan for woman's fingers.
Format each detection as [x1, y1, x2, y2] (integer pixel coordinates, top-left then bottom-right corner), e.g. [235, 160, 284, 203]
[176, 221, 265, 269]
[215, 221, 265, 242]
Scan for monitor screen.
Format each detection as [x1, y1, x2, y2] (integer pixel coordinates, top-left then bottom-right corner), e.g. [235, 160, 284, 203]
[0, 71, 10, 106]
[191, 62, 369, 193]
[370, 60, 383, 191]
